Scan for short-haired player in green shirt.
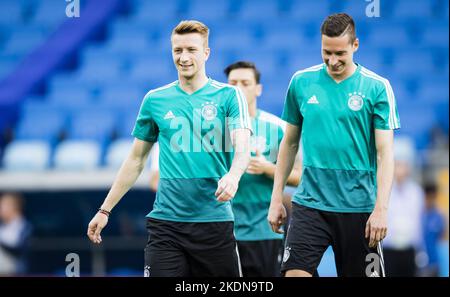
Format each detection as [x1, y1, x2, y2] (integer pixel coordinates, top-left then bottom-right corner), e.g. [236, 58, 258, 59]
[87, 20, 252, 277]
[268, 13, 400, 277]
[224, 61, 302, 277]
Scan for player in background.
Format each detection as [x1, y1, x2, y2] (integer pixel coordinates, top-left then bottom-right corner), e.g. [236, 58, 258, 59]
[224, 61, 302, 277]
[268, 13, 400, 277]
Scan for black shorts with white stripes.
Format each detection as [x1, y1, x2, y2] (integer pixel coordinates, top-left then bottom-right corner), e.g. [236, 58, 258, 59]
[144, 218, 241, 277]
[281, 203, 385, 277]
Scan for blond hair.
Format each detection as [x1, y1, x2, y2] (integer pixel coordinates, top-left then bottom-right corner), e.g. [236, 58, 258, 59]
[172, 20, 209, 47]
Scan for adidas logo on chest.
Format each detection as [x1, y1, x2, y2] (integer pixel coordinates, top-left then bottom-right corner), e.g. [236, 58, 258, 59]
[164, 110, 175, 120]
[307, 95, 319, 104]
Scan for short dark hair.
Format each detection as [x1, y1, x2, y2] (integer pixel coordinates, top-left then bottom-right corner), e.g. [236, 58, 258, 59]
[224, 61, 261, 84]
[321, 13, 356, 43]
[424, 183, 438, 196]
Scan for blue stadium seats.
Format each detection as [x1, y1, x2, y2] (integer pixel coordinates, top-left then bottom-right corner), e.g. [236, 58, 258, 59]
[105, 138, 133, 169]
[211, 30, 257, 51]
[392, 51, 437, 76]
[397, 102, 436, 150]
[98, 85, 144, 119]
[100, 85, 144, 104]
[0, 60, 17, 80]
[68, 108, 116, 145]
[421, 21, 449, 47]
[287, 49, 323, 75]
[262, 28, 307, 51]
[366, 23, 412, 47]
[53, 140, 101, 170]
[287, 0, 330, 21]
[133, 0, 180, 22]
[116, 112, 139, 139]
[237, 0, 281, 21]
[182, 0, 231, 22]
[389, 80, 413, 106]
[416, 78, 449, 103]
[3, 140, 51, 171]
[32, 0, 67, 27]
[231, 49, 282, 78]
[1, 0, 448, 169]
[354, 50, 388, 74]
[129, 56, 175, 86]
[16, 100, 65, 144]
[0, 1, 23, 26]
[47, 87, 94, 111]
[106, 32, 152, 54]
[259, 78, 289, 117]
[207, 53, 231, 81]
[434, 101, 449, 133]
[1, 25, 47, 55]
[392, 0, 435, 19]
[76, 58, 124, 84]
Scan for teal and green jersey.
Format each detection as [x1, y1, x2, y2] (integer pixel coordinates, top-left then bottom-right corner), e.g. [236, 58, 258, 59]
[282, 63, 400, 213]
[132, 78, 252, 222]
[232, 110, 286, 241]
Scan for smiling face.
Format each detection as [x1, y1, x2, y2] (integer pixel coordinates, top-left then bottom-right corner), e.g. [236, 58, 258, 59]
[321, 33, 359, 79]
[171, 32, 210, 80]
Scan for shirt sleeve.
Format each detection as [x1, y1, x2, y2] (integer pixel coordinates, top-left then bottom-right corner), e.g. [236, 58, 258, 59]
[131, 94, 159, 142]
[281, 74, 303, 126]
[373, 80, 401, 130]
[226, 87, 252, 133]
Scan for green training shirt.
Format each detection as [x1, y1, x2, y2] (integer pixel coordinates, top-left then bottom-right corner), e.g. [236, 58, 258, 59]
[132, 78, 252, 222]
[282, 63, 400, 213]
[232, 109, 286, 241]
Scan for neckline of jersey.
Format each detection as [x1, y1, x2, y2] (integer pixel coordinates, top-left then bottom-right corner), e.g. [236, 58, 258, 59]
[322, 63, 361, 85]
[176, 77, 211, 96]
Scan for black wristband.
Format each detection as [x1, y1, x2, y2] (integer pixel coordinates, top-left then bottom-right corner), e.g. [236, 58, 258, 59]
[98, 208, 111, 217]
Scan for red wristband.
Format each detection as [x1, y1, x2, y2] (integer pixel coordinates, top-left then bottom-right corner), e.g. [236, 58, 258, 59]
[98, 208, 111, 217]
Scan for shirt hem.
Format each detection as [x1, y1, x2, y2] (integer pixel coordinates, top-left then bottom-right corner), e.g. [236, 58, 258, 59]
[292, 200, 374, 213]
[147, 213, 234, 222]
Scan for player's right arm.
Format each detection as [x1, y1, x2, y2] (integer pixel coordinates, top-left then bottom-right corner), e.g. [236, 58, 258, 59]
[268, 72, 302, 233]
[87, 139, 153, 244]
[268, 123, 301, 233]
[148, 142, 160, 192]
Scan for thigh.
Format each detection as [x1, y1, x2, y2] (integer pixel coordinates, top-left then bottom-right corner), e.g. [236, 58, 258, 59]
[330, 213, 384, 277]
[281, 203, 332, 276]
[186, 221, 241, 277]
[144, 218, 189, 277]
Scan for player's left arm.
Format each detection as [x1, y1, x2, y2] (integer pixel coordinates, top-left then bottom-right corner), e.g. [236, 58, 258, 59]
[366, 129, 394, 248]
[215, 128, 251, 202]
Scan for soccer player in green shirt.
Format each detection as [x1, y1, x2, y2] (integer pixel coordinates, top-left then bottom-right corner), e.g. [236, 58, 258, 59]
[268, 13, 400, 277]
[87, 20, 252, 277]
[224, 61, 302, 277]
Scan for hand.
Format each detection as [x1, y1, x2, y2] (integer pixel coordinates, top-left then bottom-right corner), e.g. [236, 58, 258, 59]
[267, 198, 287, 234]
[87, 212, 109, 244]
[246, 150, 270, 175]
[365, 207, 388, 248]
[215, 172, 240, 202]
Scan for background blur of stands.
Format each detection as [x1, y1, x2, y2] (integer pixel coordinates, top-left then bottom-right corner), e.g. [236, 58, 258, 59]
[0, 0, 448, 276]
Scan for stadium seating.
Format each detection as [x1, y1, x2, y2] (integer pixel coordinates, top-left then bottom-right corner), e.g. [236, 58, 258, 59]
[0, 0, 448, 170]
[2, 140, 51, 171]
[105, 138, 133, 169]
[53, 140, 101, 170]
